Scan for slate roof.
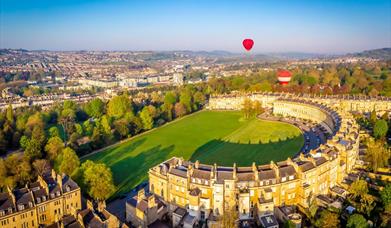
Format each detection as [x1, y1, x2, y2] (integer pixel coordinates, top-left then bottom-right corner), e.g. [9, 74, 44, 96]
[279, 165, 296, 178]
[192, 169, 211, 180]
[169, 168, 187, 178]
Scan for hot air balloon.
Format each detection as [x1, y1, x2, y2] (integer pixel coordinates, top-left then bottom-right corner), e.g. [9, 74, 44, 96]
[242, 39, 254, 51]
[277, 70, 292, 85]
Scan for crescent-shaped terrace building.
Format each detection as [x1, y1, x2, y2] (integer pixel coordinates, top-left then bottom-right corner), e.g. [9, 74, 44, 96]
[127, 93, 391, 228]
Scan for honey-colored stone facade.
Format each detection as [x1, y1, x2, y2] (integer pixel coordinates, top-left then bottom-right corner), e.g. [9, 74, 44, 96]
[147, 95, 371, 223]
[0, 170, 81, 228]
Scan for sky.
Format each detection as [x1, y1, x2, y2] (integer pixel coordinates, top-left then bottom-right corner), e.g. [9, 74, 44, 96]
[1, 0, 390, 54]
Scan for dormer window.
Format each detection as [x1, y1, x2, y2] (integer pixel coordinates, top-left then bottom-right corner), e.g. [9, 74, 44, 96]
[289, 175, 294, 180]
[66, 185, 71, 192]
[281, 177, 287, 182]
[7, 208, 12, 213]
[36, 197, 41, 203]
[56, 191, 60, 196]
[0, 210, 5, 216]
[50, 193, 55, 198]
[28, 202, 33, 207]
[42, 196, 46, 201]
[17, 204, 24, 210]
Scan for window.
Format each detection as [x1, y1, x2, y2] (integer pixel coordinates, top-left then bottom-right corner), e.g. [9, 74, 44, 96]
[281, 177, 286, 182]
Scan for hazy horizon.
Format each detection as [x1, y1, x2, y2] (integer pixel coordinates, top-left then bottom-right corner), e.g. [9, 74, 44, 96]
[1, 0, 390, 53]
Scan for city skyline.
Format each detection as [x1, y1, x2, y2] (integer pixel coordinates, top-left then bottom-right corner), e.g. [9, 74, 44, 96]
[1, 0, 391, 54]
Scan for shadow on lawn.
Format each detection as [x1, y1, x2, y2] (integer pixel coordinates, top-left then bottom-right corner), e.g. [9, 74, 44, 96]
[190, 135, 303, 167]
[91, 138, 147, 166]
[111, 144, 175, 197]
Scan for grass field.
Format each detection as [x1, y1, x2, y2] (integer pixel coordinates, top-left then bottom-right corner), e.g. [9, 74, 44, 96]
[82, 111, 304, 197]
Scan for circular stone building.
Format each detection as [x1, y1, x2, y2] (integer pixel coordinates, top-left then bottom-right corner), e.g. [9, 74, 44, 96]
[127, 93, 390, 228]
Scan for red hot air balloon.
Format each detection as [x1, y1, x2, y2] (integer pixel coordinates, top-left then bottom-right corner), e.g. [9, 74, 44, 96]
[242, 39, 254, 51]
[277, 70, 292, 85]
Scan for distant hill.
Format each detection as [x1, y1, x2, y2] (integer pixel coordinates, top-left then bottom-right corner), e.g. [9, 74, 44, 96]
[348, 48, 391, 60]
[265, 52, 329, 60]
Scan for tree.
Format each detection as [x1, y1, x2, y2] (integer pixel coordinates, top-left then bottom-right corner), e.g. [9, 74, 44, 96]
[31, 126, 46, 147]
[179, 90, 193, 113]
[0, 158, 6, 189]
[365, 139, 390, 171]
[129, 116, 143, 135]
[58, 147, 80, 175]
[164, 91, 177, 105]
[242, 98, 253, 119]
[161, 103, 174, 121]
[140, 106, 154, 130]
[374, 119, 388, 139]
[193, 91, 206, 108]
[358, 194, 375, 216]
[218, 206, 238, 228]
[347, 214, 368, 228]
[349, 180, 369, 199]
[26, 112, 45, 132]
[85, 98, 105, 118]
[114, 118, 129, 138]
[15, 158, 32, 185]
[19, 135, 29, 149]
[253, 100, 264, 116]
[100, 115, 112, 135]
[81, 160, 115, 201]
[33, 159, 50, 176]
[107, 95, 132, 119]
[315, 210, 339, 228]
[45, 136, 64, 161]
[48, 126, 60, 138]
[60, 108, 76, 142]
[6, 104, 14, 124]
[349, 180, 376, 216]
[380, 184, 391, 209]
[25, 139, 43, 160]
[370, 110, 377, 125]
[174, 102, 187, 118]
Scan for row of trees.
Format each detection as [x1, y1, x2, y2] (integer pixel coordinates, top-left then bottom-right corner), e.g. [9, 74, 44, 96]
[0, 84, 207, 200]
[207, 63, 391, 96]
[302, 180, 391, 227]
[356, 111, 391, 172]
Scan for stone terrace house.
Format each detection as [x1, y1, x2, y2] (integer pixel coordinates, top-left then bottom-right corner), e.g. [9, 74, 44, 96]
[126, 189, 167, 227]
[0, 170, 81, 228]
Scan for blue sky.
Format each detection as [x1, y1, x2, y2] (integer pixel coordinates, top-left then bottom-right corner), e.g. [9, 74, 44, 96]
[1, 0, 390, 53]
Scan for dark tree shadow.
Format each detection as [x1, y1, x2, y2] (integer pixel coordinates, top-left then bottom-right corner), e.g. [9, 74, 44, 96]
[190, 135, 304, 167]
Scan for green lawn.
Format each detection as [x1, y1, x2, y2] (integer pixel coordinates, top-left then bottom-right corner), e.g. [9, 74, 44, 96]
[82, 111, 303, 197]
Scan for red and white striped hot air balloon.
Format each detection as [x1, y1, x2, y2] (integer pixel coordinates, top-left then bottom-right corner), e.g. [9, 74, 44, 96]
[277, 70, 292, 85]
